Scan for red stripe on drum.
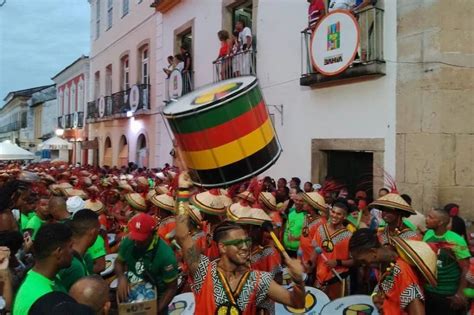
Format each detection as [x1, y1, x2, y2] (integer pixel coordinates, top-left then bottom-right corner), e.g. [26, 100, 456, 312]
[174, 100, 268, 152]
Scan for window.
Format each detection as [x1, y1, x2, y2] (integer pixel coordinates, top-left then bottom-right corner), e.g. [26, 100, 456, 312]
[71, 84, 76, 113]
[64, 87, 70, 114]
[122, 0, 129, 17]
[121, 56, 130, 90]
[94, 71, 101, 100]
[78, 80, 84, 112]
[105, 65, 113, 95]
[20, 112, 27, 129]
[95, 0, 101, 39]
[140, 45, 149, 85]
[107, 0, 113, 30]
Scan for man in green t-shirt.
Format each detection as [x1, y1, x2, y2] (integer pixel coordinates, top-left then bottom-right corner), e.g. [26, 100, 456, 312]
[283, 193, 306, 257]
[115, 213, 178, 314]
[424, 208, 470, 314]
[13, 223, 74, 315]
[24, 198, 50, 240]
[57, 209, 100, 291]
[86, 234, 107, 274]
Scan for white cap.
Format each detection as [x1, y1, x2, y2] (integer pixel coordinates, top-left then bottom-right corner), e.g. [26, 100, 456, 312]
[67, 196, 85, 215]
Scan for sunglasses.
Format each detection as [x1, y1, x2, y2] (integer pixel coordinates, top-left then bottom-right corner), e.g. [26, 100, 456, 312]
[221, 237, 252, 249]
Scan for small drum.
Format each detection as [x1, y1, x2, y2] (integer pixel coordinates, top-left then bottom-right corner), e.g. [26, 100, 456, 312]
[101, 253, 118, 278]
[163, 76, 282, 187]
[320, 295, 379, 315]
[168, 292, 195, 315]
[275, 286, 329, 315]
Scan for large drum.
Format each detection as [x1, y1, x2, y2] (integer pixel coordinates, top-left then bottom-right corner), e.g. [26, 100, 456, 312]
[162, 76, 282, 187]
[320, 295, 379, 315]
[275, 286, 329, 315]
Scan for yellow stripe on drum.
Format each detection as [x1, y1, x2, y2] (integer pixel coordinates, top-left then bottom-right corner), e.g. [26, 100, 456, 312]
[182, 118, 275, 170]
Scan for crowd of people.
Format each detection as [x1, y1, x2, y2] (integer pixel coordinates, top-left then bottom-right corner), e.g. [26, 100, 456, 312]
[0, 160, 472, 315]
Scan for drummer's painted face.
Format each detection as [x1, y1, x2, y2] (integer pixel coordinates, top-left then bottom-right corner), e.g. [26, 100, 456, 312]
[220, 229, 251, 266]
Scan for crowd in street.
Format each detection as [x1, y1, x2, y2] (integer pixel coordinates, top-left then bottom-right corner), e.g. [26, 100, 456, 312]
[0, 160, 472, 315]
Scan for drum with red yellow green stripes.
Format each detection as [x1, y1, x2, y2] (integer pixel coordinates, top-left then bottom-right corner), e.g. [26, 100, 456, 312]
[162, 76, 282, 187]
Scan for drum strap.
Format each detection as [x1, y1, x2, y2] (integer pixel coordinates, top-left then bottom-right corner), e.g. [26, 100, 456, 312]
[217, 269, 250, 310]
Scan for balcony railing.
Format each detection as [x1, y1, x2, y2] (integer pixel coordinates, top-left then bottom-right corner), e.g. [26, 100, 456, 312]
[164, 71, 194, 102]
[213, 50, 257, 83]
[86, 84, 150, 122]
[300, 7, 385, 87]
[0, 121, 21, 133]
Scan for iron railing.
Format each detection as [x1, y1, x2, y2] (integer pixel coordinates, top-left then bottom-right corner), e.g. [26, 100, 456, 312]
[86, 84, 150, 121]
[301, 7, 384, 77]
[0, 121, 21, 133]
[213, 50, 257, 82]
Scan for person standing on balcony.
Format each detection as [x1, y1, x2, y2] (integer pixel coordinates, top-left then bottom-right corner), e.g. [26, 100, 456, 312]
[308, 0, 326, 29]
[235, 20, 253, 75]
[328, 0, 355, 12]
[215, 30, 231, 80]
[230, 31, 241, 77]
[162, 56, 174, 78]
[180, 45, 193, 93]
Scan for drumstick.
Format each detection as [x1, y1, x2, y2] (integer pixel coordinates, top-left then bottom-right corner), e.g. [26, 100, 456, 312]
[262, 222, 290, 259]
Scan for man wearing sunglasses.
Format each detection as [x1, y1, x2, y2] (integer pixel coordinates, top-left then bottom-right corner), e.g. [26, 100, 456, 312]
[175, 172, 305, 314]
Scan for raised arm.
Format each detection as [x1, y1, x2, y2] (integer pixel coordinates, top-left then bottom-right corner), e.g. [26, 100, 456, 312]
[175, 172, 201, 276]
[267, 254, 305, 309]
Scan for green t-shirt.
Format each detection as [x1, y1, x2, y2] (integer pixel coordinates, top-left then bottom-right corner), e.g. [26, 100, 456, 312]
[118, 236, 178, 298]
[19, 212, 35, 233]
[87, 235, 107, 260]
[423, 229, 471, 295]
[13, 270, 66, 315]
[25, 214, 45, 240]
[283, 208, 306, 251]
[57, 252, 94, 291]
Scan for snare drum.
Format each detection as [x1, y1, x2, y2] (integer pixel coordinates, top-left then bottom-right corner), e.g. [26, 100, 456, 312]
[163, 76, 282, 187]
[320, 295, 379, 315]
[275, 286, 329, 315]
[101, 253, 118, 278]
[168, 292, 195, 315]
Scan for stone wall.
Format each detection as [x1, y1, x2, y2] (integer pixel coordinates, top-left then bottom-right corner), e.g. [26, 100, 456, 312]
[396, 0, 474, 218]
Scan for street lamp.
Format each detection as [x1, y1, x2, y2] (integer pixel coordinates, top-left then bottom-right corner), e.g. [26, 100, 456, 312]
[55, 128, 64, 137]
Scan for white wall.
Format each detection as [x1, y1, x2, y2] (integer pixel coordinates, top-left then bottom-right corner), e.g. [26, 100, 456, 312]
[41, 99, 58, 136]
[256, 0, 397, 183]
[155, 0, 223, 166]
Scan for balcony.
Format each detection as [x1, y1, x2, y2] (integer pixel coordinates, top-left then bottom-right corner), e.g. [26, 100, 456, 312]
[213, 50, 257, 83]
[87, 84, 150, 123]
[57, 116, 64, 129]
[0, 121, 21, 133]
[151, 0, 181, 13]
[164, 71, 194, 102]
[300, 7, 385, 87]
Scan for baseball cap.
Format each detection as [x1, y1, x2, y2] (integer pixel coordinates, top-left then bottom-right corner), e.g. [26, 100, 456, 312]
[128, 213, 157, 241]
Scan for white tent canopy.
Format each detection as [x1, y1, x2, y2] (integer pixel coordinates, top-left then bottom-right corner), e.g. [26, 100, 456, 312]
[0, 141, 35, 160]
[38, 136, 72, 150]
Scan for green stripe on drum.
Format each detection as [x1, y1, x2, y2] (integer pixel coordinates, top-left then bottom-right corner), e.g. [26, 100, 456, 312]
[167, 86, 263, 134]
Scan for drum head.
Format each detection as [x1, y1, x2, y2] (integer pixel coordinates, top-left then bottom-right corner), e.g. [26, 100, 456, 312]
[101, 253, 118, 277]
[320, 295, 379, 315]
[163, 76, 257, 116]
[275, 287, 330, 315]
[168, 292, 195, 315]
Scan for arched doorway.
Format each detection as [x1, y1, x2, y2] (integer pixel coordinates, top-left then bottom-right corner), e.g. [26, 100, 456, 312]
[118, 135, 129, 167]
[136, 134, 148, 168]
[103, 137, 112, 166]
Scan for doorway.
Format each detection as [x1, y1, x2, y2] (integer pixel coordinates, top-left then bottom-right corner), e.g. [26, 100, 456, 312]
[326, 150, 374, 198]
[136, 134, 148, 168]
